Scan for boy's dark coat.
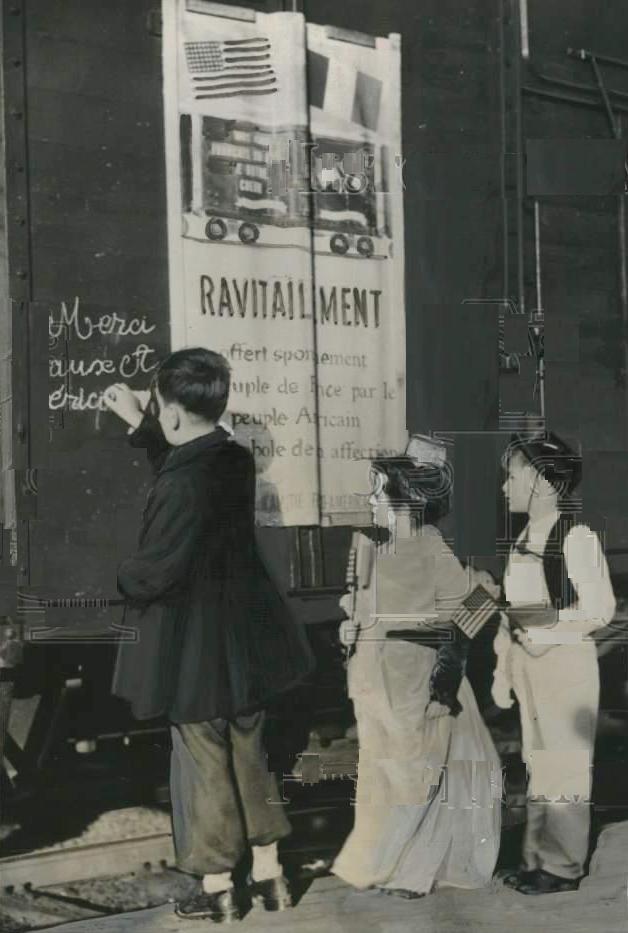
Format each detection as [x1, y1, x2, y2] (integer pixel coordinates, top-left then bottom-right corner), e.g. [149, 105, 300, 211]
[112, 417, 314, 723]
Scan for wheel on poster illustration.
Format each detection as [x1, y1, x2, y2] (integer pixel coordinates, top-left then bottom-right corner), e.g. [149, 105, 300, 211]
[206, 217, 228, 241]
[357, 236, 374, 258]
[330, 233, 350, 255]
[238, 222, 260, 244]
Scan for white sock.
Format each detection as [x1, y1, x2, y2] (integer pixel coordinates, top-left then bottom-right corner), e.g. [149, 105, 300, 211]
[251, 842, 282, 882]
[202, 871, 233, 894]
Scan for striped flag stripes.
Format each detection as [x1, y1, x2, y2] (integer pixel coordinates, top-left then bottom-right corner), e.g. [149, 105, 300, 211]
[451, 584, 500, 639]
[184, 37, 278, 99]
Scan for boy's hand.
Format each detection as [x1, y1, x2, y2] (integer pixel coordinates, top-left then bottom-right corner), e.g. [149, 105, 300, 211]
[103, 383, 144, 430]
[472, 569, 501, 601]
[338, 618, 358, 647]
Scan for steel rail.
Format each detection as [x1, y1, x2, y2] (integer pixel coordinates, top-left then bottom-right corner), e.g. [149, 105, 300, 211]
[0, 832, 175, 891]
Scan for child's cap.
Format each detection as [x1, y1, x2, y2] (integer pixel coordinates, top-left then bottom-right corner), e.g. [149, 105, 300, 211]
[405, 433, 448, 467]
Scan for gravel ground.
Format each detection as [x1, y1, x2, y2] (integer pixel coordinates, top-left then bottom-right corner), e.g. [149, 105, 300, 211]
[14, 809, 173, 856]
[52, 868, 198, 911]
[0, 866, 198, 932]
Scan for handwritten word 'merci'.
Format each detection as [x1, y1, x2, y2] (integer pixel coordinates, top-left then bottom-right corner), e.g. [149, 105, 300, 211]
[49, 297, 156, 342]
[200, 276, 382, 328]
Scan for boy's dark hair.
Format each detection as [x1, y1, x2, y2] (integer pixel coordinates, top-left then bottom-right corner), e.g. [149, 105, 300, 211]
[371, 455, 453, 524]
[156, 348, 231, 422]
[506, 431, 582, 496]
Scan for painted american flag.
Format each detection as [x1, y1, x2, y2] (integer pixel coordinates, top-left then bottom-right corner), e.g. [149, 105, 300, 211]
[184, 37, 278, 100]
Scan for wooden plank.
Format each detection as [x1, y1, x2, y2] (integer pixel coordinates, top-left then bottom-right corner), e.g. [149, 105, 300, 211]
[538, 243, 618, 289]
[405, 96, 499, 132]
[26, 89, 163, 154]
[27, 0, 156, 51]
[540, 203, 617, 250]
[529, 0, 628, 66]
[541, 287, 615, 323]
[31, 224, 168, 264]
[25, 33, 159, 100]
[407, 147, 502, 200]
[526, 96, 613, 137]
[306, 0, 497, 43]
[29, 140, 165, 203]
[30, 246, 168, 306]
[31, 192, 166, 232]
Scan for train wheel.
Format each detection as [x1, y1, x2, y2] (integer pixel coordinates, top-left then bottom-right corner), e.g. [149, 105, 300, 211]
[205, 217, 227, 241]
[330, 234, 350, 255]
[356, 236, 374, 258]
[238, 222, 259, 244]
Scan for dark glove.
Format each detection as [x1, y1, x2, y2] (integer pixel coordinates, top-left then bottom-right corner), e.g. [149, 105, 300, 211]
[428, 625, 470, 717]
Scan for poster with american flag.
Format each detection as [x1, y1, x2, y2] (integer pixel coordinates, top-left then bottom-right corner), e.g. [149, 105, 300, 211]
[175, 4, 307, 123]
[165, 2, 320, 526]
[163, 2, 406, 527]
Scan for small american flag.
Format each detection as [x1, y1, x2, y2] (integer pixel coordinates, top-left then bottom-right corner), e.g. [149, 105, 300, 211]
[451, 584, 500, 640]
[345, 546, 358, 618]
[184, 37, 278, 100]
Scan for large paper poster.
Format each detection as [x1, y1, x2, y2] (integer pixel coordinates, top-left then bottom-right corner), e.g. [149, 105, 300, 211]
[306, 24, 406, 524]
[163, 1, 405, 526]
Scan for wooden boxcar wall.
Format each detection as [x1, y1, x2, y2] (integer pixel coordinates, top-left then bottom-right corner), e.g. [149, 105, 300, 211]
[2, 0, 172, 633]
[522, 0, 628, 561]
[0, 0, 505, 633]
[2, 0, 626, 630]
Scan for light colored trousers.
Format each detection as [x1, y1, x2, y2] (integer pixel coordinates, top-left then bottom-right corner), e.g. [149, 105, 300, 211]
[511, 641, 599, 879]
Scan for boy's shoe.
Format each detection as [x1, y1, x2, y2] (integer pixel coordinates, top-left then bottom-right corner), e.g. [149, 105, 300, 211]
[502, 868, 538, 890]
[175, 887, 241, 922]
[513, 869, 580, 895]
[249, 875, 293, 911]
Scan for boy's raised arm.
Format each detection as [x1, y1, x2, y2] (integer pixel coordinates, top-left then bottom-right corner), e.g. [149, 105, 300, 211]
[104, 382, 171, 474]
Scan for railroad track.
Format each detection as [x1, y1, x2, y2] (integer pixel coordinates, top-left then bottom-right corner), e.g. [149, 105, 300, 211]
[0, 832, 176, 892]
[0, 829, 235, 932]
[0, 819, 344, 933]
[0, 855, 197, 933]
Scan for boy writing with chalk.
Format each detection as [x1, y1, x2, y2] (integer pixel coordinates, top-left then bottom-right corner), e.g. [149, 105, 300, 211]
[104, 347, 313, 922]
